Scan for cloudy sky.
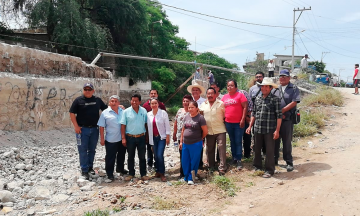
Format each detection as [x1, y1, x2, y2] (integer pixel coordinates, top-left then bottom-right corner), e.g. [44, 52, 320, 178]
[160, 0, 360, 81]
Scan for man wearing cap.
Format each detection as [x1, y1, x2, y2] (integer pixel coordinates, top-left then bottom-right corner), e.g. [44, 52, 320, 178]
[195, 67, 201, 80]
[274, 69, 300, 172]
[187, 82, 206, 106]
[142, 89, 166, 172]
[69, 83, 108, 180]
[246, 77, 282, 178]
[97, 95, 127, 182]
[301, 54, 309, 70]
[120, 94, 150, 181]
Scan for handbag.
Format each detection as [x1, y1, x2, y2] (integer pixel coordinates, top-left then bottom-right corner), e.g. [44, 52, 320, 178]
[292, 109, 301, 124]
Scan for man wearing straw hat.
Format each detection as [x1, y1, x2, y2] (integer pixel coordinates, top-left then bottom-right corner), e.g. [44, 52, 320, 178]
[246, 77, 282, 178]
[187, 82, 206, 106]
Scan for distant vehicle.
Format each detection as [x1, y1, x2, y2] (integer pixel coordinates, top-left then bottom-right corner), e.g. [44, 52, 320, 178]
[315, 73, 333, 86]
[346, 82, 353, 88]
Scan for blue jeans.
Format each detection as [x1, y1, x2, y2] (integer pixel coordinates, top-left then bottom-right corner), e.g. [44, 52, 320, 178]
[182, 141, 203, 181]
[126, 135, 146, 177]
[225, 122, 244, 161]
[77, 127, 99, 172]
[152, 136, 166, 174]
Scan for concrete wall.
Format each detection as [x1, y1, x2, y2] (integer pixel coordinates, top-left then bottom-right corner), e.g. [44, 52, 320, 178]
[0, 42, 151, 131]
[0, 73, 150, 131]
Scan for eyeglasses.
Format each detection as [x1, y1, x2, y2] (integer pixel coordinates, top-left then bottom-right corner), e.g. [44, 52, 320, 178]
[83, 89, 93, 91]
[255, 76, 263, 78]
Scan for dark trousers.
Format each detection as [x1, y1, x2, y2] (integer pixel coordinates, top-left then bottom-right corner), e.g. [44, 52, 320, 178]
[126, 135, 146, 177]
[147, 143, 155, 167]
[105, 140, 126, 178]
[179, 147, 184, 177]
[274, 120, 293, 166]
[268, 71, 274, 77]
[243, 123, 252, 158]
[253, 133, 275, 174]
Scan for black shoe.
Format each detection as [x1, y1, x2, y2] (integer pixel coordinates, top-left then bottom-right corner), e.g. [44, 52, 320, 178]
[81, 172, 90, 180]
[232, 160, 237, 165]
[116, 169, 129, 175]
[236, 161, 243, 170]
[286, 165, 294, 172]
[108, 176, 115, 181]
[88, 167, 96, 175]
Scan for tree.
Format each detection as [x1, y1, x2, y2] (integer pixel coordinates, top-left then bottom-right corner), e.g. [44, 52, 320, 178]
[309, 61, 326, 73]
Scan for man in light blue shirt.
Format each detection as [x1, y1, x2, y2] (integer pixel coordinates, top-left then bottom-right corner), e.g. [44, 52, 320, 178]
[120, 94, 149, 181]
[97, 95, 127, 181]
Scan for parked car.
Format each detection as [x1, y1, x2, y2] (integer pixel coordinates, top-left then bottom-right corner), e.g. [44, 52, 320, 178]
[346, 82, 353, 88]
[315, 73, 333, 86]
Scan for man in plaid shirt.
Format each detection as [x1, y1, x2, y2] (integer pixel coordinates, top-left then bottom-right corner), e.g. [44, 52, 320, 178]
[246, 77, 282, 178]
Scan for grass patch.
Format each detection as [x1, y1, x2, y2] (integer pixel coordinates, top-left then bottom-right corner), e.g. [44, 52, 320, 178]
[245, 181, 255, 187]
[152, 196, 179, 210]
[251, 170, 265, 177]
[212, 175, 238, 197]
[296, 72, 309, 80]
[167, 105, 181, 116]
[302, 86, 344, 107]
[172, 180, 186, 187]
[242, 156, 254, 163]
[112, 208, 121, 213]
[293, 108, 328, 137]
[83, 209, 109, 216]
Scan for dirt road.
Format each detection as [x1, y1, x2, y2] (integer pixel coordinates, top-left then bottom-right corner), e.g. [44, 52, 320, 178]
[221, 88, 360, 216]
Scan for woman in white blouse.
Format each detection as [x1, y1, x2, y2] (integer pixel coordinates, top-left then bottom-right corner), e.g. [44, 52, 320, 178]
[147, 98, 171, 182]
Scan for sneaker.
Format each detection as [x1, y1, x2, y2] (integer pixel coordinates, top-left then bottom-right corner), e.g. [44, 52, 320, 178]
[108, 176, 115, 181]
[236, 161, 243, 170]
[286, 165, 294, 172]
[88, 167, 95, 175]
[141, 176, 151, 181]
[81, 172, 90, 180]
[191, 170, 196, 183]
[124, 175, 134, 181]
[116, 169, 129, 175]
[253, 166, 261, 171]
[188, 180, 194, 185]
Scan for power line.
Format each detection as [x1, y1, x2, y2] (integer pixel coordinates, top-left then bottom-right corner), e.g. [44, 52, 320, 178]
[156, 2, 292, 28]
[297, 33, 314, 59]
[164, 8, 292, 41]
[300, 32, 358, 59]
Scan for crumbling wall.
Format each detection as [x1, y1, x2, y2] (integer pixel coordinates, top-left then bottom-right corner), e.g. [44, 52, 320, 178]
[0, 73, 150, 131]
[0, 42, 151, 131]
[0, 42, 110, 78]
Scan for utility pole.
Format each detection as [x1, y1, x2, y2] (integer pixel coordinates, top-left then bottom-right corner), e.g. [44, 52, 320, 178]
[292, 7, 311, 72]
[339, 68, 345, 86]
[321, 51, 330, 62]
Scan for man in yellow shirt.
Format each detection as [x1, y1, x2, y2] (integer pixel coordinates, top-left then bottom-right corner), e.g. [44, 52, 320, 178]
[199, 87, 227, 175]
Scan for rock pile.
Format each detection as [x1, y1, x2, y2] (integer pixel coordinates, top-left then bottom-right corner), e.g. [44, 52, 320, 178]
[0, 129, 181, 215]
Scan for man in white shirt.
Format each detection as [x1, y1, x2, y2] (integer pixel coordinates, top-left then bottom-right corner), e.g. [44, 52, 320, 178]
[301, 54, 309, 70]
[267, 59, 275, 77]
[187, 82, 206, 106]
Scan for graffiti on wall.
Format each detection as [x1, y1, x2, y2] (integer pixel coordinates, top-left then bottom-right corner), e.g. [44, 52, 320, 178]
[0, 78, 118, 131]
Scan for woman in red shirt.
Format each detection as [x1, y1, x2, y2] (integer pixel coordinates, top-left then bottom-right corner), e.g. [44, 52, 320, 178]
[221, 79, 248, 170]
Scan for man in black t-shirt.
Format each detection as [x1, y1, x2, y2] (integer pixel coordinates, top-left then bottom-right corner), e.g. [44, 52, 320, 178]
[69, 83, 107, 179]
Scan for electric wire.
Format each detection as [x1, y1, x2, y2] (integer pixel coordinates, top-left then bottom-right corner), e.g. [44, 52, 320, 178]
[164, 8, 292, 41]
[155, 2, 292, 28]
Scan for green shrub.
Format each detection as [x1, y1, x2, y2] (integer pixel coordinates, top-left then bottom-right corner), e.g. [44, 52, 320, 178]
[83, 209, 109, 216]
[302, 87, 344, 107]
[167, 105, 181, 116]
[212, 175, 238, 197]
[294, 108, 328, 137]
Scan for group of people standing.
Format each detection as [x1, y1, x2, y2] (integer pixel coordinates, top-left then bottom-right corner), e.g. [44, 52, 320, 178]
[69, 68, 300, 184]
